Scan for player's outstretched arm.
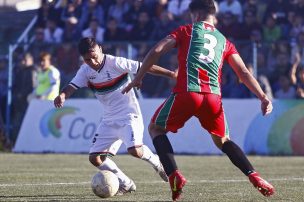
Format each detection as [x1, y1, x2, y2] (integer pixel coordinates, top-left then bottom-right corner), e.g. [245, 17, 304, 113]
[148, 65, 177, 80]
[228, 54, 273, 116]
[54, 85, 76, 108]
[122, 36, 176, 94]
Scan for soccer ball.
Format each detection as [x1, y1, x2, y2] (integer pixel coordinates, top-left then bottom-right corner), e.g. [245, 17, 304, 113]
[91, 170, 120, 198]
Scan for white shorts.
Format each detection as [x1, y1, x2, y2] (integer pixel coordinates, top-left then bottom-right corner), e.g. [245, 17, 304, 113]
[89, 116, 144, 155]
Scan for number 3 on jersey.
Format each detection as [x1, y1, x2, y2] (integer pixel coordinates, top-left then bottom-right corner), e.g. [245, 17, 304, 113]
[199, 34, 217, 64]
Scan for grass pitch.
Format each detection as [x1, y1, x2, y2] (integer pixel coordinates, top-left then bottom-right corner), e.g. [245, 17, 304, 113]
[0, 153, 303, 201]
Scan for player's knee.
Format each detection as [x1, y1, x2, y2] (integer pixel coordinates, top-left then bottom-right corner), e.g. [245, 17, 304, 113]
[148, 123, 165, 139]
[89, 154, 106, 166]
[127, 146, 143, 158]
[212, 135, 230, 150]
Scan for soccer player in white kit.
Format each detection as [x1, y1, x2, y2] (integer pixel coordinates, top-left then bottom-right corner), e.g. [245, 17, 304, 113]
[54, 37, 177, 194]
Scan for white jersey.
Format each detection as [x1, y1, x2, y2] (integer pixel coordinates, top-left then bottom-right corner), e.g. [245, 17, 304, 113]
[70, 54, 142, 122]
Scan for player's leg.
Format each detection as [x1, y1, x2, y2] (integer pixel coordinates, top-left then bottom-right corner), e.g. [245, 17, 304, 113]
[127, 145, 168, 182]
[211, 135, 275, 196]
[150, 92, 197, 201]
[89, 123, 135, 194]
[120, 116, 168, 182]
[198, 93, 274, 196]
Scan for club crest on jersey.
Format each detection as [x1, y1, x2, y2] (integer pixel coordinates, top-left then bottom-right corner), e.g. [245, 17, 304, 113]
[89, 74, 97, 80]
[106, 71, 112, 81]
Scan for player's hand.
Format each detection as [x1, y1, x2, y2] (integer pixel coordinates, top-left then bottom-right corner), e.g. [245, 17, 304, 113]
[122, 78, 142, 94]
[261, 97, 273, 116]
[172, 68, 178, 80]
[54, 94, 65, 108]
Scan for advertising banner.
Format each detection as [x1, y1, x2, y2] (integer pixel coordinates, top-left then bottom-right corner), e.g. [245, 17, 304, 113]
[13, 99, 304, 155]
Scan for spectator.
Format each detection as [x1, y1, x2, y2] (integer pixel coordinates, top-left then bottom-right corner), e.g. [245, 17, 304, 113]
[291, 0, 304, 18]
[78, 0, 105, 30]
[150, 10, 178, 41]
[123, 0, 148, 31]
[129, 11, 154, 41]
[28, 52, 60, 101]
[218, 0, 243, 22]
[107, 0, 129, 28]
[264, 0, 291, 26]
[55, 43, 79, 87]
[13, 53, 36, 103]
[284, 10, 297, 40]
[247, 63, 273, 100]
[270, 52, 292, 91]
[61, 0, 82, 25]
[256, 52, 272, 80]
[291, 31, 304, 66]
[104, 17, 127, 42]
[267, 40, 291, 78]
[62, 16, 81, 42]
[99, 0, 114, 13]
[243, 0, 257, 15]
[44, 19, 64, 44]
[263, 15, 281, 44]
[12, 53, 36, 140]
[32, 27, 45, 43]
[290, 51, 304, 98]
[274, 75, 296, 99]
[288, 14, 304, 42]
[35, 0, 58, 28]
[152, 0, 169, 19]
[29, 27, 53, 61]
[240, 29, 268, 64]
[167, 0, 191, 20]
[239, 10, 262, 40]
[82, 18, 105, 43]
[243, 0, 267, 23]
[217, 12, 242, 41]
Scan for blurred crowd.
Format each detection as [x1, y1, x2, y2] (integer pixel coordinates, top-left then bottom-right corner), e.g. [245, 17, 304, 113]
[1, 0, 304, 143]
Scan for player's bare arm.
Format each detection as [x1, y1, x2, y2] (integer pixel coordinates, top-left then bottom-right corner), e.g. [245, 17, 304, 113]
[228, 54, 273, 116]
[54, 85, 76, 108]
[122, 36, 176, 94]
[148, 65, 177, 79]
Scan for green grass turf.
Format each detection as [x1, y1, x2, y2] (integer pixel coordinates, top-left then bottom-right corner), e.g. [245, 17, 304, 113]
[0, 153, 303, 201]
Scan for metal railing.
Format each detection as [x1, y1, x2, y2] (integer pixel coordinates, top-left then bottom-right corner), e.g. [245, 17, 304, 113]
[6, 15, 37, 144]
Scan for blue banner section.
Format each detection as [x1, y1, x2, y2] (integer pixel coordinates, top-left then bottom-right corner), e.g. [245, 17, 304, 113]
[245, 100, 304, 155]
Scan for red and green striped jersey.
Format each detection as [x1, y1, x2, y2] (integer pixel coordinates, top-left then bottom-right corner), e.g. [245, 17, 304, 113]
[170, 21, 238, 95]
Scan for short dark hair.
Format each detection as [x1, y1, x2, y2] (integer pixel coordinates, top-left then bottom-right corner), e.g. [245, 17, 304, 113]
[78, 37, 99, 55]
[39, 51, 51, 61]
[189, 0, 216, 16]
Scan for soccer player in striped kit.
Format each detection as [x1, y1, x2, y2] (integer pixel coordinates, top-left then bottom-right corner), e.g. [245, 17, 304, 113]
[54, 37, 177, 195]
[123, 0, 275, 201]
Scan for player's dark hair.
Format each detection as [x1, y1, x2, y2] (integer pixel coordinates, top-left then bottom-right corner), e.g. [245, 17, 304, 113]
[78, 37, 99, 56]
[189, 0, 216, 16]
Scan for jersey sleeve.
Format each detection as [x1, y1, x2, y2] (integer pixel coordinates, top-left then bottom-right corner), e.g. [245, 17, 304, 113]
[69, 66, 88, 89]
[114, 57, 141, 74]
[48, 67, 60, 85]
[224, 40, 239, 61]
[169, 26, 183, 48]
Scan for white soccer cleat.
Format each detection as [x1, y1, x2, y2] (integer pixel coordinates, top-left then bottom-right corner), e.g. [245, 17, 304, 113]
[153, 157, 168, 182]
[115, 179, 136, 196]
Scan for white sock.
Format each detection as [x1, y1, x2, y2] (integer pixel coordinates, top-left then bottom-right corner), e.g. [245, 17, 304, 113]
[141, 145, 161, 167]
[97, 158, 130, 184]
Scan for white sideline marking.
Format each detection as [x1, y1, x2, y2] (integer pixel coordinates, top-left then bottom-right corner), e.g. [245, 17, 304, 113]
[0, 178, 303, 187]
